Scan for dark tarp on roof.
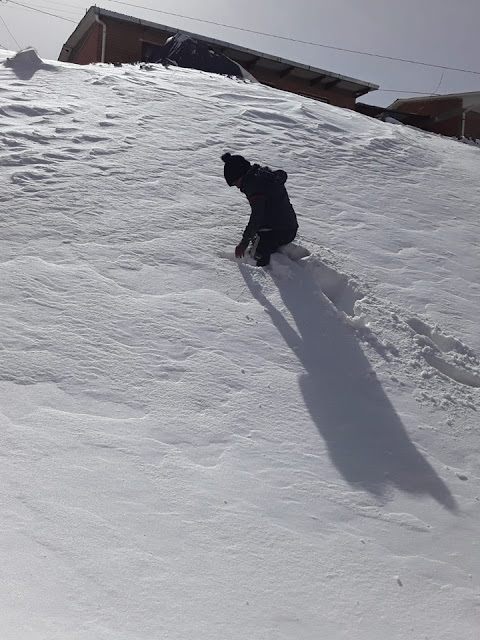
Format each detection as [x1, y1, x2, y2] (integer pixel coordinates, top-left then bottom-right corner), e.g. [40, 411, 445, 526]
[143, 35, 246, 78]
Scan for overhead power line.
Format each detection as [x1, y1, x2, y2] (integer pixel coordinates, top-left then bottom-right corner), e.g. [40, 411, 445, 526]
[4, 0, 478, 100]
[101, 0, 480, 77]
[4, 0, 479, 77]
[377, 89, 435, 94]
[24, 2, 81, 17]
[0, 12, 21, 48]
[6, 0, 77, 22]
[20, 0, 83, 9]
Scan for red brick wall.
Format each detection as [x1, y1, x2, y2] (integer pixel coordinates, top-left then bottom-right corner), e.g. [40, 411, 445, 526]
[432, 115, 463, 138]
[69, 20, 172, 65]
[73, 23, 103, 65]
[465, 111, 480, 139]
[102, 18, 172, 64]
[396, 97, 463, 137]
[251, 69, 355, 109]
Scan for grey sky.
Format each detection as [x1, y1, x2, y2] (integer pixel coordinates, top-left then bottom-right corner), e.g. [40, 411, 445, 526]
[1, 0, 479, 106]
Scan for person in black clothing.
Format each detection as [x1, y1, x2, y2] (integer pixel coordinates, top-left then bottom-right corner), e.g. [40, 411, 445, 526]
[222, 152, 298, 267]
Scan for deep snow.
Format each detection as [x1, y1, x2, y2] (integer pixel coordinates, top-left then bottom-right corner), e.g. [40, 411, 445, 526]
[0, 49, 479, 640]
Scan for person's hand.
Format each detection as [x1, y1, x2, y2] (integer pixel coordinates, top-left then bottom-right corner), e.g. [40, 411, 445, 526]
[235, 243, 246, 259]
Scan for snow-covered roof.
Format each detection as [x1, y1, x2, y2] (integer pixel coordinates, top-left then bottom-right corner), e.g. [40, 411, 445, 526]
[60, 6, 378, 97]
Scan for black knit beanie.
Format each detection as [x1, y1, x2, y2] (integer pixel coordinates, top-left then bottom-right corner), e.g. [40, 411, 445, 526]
[222, 152, 251, 186]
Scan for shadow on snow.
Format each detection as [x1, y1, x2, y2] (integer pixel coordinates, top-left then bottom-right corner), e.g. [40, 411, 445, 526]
[240, 260, 457, 513]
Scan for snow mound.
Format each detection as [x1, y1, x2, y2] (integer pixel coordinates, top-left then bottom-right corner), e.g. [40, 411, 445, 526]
[0, 52, 479, 639]
[3, 47, 56, 80]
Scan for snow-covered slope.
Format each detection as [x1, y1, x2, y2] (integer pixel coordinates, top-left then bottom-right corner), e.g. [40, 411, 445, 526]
[1, 49, 479, 640]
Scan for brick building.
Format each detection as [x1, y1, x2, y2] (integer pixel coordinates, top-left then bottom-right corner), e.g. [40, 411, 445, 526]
[388, 92, 480, 140]
[58, 6, 378, 110]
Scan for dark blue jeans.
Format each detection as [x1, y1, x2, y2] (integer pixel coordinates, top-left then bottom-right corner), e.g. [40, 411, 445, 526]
[253, 228, 298, 266]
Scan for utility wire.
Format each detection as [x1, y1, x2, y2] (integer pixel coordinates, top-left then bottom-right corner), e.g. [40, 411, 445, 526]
[0, 12, 21, 48]
[3, 0, 477, 98]
[26, 3, 82, 16]
[6, 0, 77, 22]
[102, 0, 480, 77]
[19, 0, 84, 9]
[430, 71, 445, 96]
[16, 0, 86, 17]
[4, 0, 480, 77]
[377, 89, 440, 94]
[375, 74, 446, 98]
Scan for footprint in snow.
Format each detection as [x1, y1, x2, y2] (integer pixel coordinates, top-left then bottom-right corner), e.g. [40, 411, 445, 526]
[302, 255, 363, 318]
[407, 317, 480, 388]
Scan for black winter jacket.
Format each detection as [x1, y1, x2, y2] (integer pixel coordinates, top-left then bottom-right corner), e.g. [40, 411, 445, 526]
[239, 164, 298, 246]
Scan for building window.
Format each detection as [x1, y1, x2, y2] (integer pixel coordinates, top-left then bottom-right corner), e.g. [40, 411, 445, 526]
[142, 40, 167, 63]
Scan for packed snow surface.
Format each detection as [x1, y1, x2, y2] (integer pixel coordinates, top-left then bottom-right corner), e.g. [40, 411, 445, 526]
[1, 49, 479, 640]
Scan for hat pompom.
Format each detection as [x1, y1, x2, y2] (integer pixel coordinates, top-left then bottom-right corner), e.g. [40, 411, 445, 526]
[221, 152, 232, 163]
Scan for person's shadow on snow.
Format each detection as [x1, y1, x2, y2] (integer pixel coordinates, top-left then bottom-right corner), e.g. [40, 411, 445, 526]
[240, 259, 457, 513]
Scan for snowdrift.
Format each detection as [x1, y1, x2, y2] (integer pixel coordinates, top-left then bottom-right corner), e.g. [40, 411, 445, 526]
[0, 49, 479, 640]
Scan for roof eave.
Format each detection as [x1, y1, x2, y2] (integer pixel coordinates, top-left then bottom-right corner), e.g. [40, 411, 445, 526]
[58, 6, 97, 61]
[389, 90, 480, 110]
[88, 6, 378, 94]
